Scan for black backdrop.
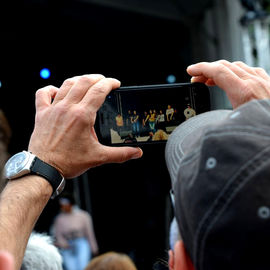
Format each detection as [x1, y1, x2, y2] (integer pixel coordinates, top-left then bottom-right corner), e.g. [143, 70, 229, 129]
[0, 1, 206, 269]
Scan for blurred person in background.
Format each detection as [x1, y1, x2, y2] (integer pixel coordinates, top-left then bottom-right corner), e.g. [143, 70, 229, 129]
[53, 193, 99, 270]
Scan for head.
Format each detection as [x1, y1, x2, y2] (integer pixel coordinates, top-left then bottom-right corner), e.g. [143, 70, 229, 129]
[165, 99, 270, 270]
[58, 193, 75, 213]
[21, 232, 63, 270]
[152, 129, 168, 141]
[85, 251, 137, 270]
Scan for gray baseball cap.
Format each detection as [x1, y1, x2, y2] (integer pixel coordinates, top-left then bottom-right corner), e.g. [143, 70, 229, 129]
[165, 99, 270, 270]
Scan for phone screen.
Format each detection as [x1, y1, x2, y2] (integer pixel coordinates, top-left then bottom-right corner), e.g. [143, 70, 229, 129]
[96, 82, 210, 146]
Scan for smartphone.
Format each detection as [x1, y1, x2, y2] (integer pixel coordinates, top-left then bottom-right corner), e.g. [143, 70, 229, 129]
[96, 82, 210, 146]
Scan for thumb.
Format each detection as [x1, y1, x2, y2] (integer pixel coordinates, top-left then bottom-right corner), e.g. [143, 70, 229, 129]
[102, 146, 143, 164]
[0, 251, 14, 270]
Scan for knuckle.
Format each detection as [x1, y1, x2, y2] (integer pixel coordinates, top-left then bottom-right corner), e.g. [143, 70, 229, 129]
[72, 106, 85, 118]
[215, 63, 228, 73]
[79, 75, 94, 85]
[217, 59, 230, 66]
[79, 74, 105, 85]
[72, 106, 90, 124]
[91, 74, 105, 80]
[254, 67, 265, 73]
[54, 101, 69, 115]
[233, 61, 244, 66]
[91, 82, 107, 95]
[63, 78, 75, 88]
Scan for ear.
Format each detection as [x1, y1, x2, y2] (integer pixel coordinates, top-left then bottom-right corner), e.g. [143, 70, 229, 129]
[168, 249, 174, 270]
[169, 240, 194, 270]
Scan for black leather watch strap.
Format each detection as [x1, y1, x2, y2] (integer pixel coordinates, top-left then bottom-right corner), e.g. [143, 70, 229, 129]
[31, 157, 63, 192]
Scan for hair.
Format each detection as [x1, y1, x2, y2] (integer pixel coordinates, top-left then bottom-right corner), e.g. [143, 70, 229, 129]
[0, 110, 11, 147]
[21, 232, 63, 270]
[84, 252, 137, 270]
[58, 192, 75, 205]
[0, 110, 11, 192]
[152, 129, 169, 141]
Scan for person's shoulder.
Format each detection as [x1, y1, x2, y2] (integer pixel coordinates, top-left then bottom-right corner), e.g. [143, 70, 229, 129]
[74, 208, 91, 218]
[54, 212, 66, 221]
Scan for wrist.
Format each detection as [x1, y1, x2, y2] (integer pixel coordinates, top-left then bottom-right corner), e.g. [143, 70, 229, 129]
[6, 175, 53, 201]
[4, 151, 66, 199]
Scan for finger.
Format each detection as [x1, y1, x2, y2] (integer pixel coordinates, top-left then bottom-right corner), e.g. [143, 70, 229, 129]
[217, 60, 251, 79]
[254, 67, 270, 80]
[82, 78, 121, 112]
[190, 76, 216, 86]
[0, 251, 14, 270]
[64, 74, 105, 104]
[234, 61, 270, 80]
[187, 61, 243, 94]
[205, 79, 216, 86]
[230, 61, 270, 82]
[190, 75, 208, 84]
[101, 146, 143, 164]
[35, 85, 59, 110]
[53, 76, 80, 104]
[233, 61, 258, 76]
[53, 74, 105, 104]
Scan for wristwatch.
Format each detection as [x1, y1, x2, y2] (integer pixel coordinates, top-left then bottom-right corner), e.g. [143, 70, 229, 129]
[4, 151, 65, 199]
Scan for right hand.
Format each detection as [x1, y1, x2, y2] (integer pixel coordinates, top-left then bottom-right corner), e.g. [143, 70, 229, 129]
[28, 75, 143, 178]
[187, 60, 270, 108]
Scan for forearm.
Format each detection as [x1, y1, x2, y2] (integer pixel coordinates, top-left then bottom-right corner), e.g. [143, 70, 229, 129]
[0, 176, 52, 270]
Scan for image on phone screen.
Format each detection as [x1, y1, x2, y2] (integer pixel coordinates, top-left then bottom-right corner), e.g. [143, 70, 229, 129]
[96, 82, 210, 146]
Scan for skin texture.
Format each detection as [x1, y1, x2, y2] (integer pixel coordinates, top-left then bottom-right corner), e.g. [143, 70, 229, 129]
[0, 75, 143, 270]
[187, 60, 270, 108]
[168, 241, 194, 270]
[0, 252, 14, 270]
[0, 175, 52, 270]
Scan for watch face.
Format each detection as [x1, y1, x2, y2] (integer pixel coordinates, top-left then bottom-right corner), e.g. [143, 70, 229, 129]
[4, 152, 29, 179]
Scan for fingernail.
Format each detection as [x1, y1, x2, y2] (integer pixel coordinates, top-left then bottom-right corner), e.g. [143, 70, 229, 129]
[114, 79, 121, 85]
[190, 77, 196, 83]
[131, 148, 143, 159]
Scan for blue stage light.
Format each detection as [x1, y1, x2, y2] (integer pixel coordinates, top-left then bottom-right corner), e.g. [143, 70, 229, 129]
[166, 74, 176, 84]
[40, 68, 51, 79]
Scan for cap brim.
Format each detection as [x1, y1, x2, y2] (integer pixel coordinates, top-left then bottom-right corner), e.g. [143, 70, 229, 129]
[165, 110, 232, 187]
